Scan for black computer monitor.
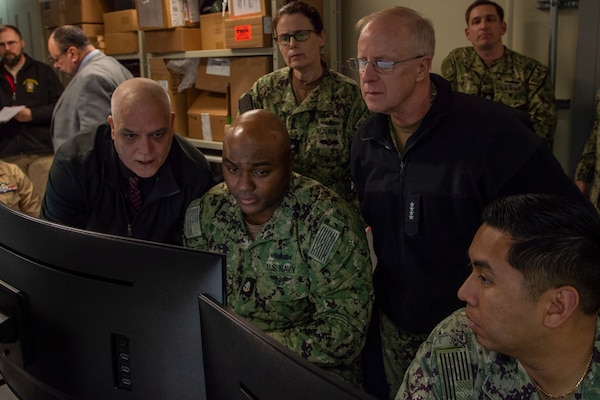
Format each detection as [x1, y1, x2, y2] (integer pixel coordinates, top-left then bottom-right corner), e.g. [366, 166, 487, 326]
[197, 294, 378, 400]
[0, 203, 226, 400]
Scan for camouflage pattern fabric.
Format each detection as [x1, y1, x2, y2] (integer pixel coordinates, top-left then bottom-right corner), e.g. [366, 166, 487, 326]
[395, 309, 600, 399]
[441, 47, 556, 147]
[183, 173, 374, 387]
[380, 312, 430, 400]
[245, 66, 369, 204]
[575, 89, 600, 211]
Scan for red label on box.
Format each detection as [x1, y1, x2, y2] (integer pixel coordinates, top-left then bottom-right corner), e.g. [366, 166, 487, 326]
[234, 24, 252, 41]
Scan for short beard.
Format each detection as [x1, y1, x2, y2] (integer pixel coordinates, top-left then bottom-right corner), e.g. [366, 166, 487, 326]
[2, 52, 22, 68]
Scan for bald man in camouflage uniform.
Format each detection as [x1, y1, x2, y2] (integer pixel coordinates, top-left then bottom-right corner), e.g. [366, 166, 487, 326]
[397, 194, 600, 400]
[441, 0, 556, 147]
[183, 109, 373, 387]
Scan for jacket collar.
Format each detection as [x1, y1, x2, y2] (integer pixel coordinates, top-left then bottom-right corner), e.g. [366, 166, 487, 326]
[359, 73, 450, 151]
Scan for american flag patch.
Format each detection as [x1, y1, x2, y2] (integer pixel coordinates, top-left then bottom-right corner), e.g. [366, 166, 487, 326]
[184, 206, 201, 238]
[308, 224, 340, 264]
[436, 347, 473, 400]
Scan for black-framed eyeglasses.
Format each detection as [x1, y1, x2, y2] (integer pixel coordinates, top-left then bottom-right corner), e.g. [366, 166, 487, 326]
[48, 48, 68, 64]
[347, 55, 425, 74]
[273, 30, 316, 45]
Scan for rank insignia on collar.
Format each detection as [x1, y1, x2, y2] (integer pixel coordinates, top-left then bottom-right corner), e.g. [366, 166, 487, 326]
[240, 277, 256, 299]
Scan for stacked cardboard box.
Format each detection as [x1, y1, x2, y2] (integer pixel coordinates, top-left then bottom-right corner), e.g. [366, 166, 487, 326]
[224, 15, 272, 49]
[199, 12, 228, 50]
[223, 0, 272, 49]
[189, 56, 271, 141]
[136, 0, 198, 30]
[187, 92, 229, 141]
[149, 58, 199, 136]
[49, 0, 112, 26]
[228, 0, 271, 19]
[145, 28, 202, 53]
[103, 9, 140, 55]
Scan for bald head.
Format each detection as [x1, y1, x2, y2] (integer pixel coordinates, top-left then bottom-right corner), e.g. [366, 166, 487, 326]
[111, 77, 171, 124]
[356, 6, 435, 59]
[225, 109, 291, 157]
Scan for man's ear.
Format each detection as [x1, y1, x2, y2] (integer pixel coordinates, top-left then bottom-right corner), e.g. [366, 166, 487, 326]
[543, 286, 579, 329]
[416, 56, 432, 82]
[500, 20, 507, 36]
[108, 115, 116, 140]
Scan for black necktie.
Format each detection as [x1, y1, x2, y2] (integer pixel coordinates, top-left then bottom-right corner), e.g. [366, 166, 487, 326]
[127, 176, 142, 212]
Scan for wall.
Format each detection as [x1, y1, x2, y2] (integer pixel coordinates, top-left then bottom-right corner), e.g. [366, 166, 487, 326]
[340, 1, 580, 173]
[0, 0, 47, 60]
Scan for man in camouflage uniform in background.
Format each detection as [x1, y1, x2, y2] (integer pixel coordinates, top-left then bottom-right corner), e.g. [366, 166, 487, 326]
[397, 194, 600, 400]
[441, 0, 557, 147]
[183, 109, 373, 387]
[575, 89, 600, 211]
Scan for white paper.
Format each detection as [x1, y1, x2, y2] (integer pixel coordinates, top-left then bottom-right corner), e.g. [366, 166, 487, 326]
[0, 106, 25, 123]
[232, 0, 262, 16]
[201, 113, 213, 141]
[206, 58, 231, 77]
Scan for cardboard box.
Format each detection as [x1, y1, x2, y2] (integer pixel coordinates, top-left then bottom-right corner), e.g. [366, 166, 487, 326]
[104, 32, 139, 54]
[229, 0, 270, 18]
[103, 9, 139, 33]
[182, 0, 200, 27]
[225, 15, 272, 49]
[195, 58, 230, 93]
[49, 0, 111, 26]
[199, 12, 227, 50]
[149, 57, 190, 135]
[145, 28, 202, 53]
[187, 92, 228, 141]
[136, 0, 186, 30]
[40, 1, 52, 28]
[228, 57, 271, 116]
[73, 23, 105, 38]
[195, 56, 271, 116]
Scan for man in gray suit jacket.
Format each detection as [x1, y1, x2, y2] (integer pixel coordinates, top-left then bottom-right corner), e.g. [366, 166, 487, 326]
[48, 25, 133, 151]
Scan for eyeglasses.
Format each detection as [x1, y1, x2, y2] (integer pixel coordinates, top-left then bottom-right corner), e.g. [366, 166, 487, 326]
[0, 40, 20, 49]
[273, 30, 316, 45]
[48, 48, 68, 64]
[347, 55, 425, 74]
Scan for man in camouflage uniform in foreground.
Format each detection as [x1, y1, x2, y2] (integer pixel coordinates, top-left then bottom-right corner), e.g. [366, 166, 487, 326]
[441, 0, 556, 147]
[397, 194, 600, 399]
[183, 109, 373, 387]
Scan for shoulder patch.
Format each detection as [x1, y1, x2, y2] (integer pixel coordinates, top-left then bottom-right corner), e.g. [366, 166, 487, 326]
[436, 347, 473, 400]
[308, 223, 340, 264]
[184, 205, 202, 239]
